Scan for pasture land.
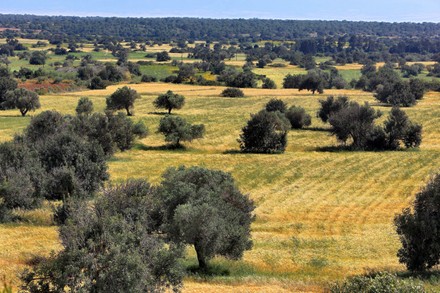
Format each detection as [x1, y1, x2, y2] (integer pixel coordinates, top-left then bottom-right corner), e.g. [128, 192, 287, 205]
[2, 82, 440, 291]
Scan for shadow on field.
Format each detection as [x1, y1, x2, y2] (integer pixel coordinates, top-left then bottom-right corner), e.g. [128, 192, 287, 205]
[148, 111, 173, 115]
[186, 264, 230, 277]
[302, 127, 331, 132]
[314, 145, 352, 152]
[223, 149, 242, 154]
[396, 270, 440, 282]
[135, 143, 186, 151]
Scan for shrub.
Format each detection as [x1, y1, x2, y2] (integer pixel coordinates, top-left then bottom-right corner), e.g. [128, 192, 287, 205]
[285, 106, 312, 129]
[141, 74, 157, 82]
[265, 98, 287, 113]
[329, 272, 425, 293]
[239, 110, 291, 153]
[221, 87, 244, 97]
[262, 78, 277, 89]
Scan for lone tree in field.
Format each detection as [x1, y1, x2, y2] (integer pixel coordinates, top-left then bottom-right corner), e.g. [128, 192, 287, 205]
[157, 166, 255, 271]
[3, 88, 40, 116]
[106, 86, 140, 116]
[157, 115, 204, 148]
[395, 173, 440, 271]
[239, 110, 291, 153]
[22, 180, 184, 292]
[75, 97, 94, 115]
[153, 90, 185, 114]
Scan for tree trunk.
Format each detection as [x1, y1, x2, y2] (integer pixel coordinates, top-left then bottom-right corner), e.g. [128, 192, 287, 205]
[168, 108, 172, 114]
[20, 109, 27, 116]
[195, 243, 208, 271]
[126, 107, 132, 116]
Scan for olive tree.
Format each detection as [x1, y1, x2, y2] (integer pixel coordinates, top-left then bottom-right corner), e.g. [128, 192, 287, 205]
[3, 88, 40, 116]
[157, 115, 204, 148]
[106, 86, 140, 116]
[395, 173, 440, 271]
[285, 106, 312, 129]
[153, 90, 185, 114]
[239, 110, 291, 153]
[157, 166, 255, 270]
[75, 97, 94, 115]
[22, 180, 184, 292]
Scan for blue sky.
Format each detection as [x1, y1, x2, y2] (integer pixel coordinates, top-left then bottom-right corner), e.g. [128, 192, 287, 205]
[2, 0, 440, 22]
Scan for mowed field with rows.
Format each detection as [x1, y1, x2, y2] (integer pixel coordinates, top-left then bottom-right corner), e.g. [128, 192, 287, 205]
[2, 82, 440, 292]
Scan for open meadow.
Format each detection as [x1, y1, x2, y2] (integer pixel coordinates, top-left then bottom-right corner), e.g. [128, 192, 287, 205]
[2, 80, 440, 291]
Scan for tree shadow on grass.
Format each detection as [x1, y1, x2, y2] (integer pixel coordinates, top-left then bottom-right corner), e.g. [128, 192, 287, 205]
[396, 270, 440, 282]
[301, 126, 331, 132]
[313, 145, 353, 152]
[147, 111, 173, 115]
[134, 143, 186, 151]
[223, 149, 242, 154]
[186, 264, 230, 278]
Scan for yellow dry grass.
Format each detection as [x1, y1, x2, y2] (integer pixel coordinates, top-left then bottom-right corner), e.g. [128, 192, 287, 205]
[2, 83, 440, 291]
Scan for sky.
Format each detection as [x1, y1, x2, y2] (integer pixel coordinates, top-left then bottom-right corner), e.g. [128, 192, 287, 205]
[2, 0, 440, 22]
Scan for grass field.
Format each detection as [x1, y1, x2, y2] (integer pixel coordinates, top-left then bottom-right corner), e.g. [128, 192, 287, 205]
[2, 81, 440, 291]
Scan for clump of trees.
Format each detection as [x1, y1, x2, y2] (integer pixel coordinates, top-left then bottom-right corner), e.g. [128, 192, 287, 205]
[356, 63, 425, 107]
[158, 115, 204, 148]
[318, 96, 422, 150]
[21, 179, 184, 292]
[106, 86, 140, 116]
[282, 68, 346, 94]
[153, 90, 185, 114]
[395, 173, 440, 272]
[0, 98, 147, 222]
[239, 98, 312, 153]
[21, 166, 255, 290]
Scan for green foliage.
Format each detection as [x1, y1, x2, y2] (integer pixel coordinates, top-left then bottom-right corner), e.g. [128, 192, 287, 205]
[3, 88, 40, 116]
[75, 97, 94, 115]
[265, 98, 287, 113]
[283, 74, 303, 89]
[298, 70, 326, 94]
[157, 166, 255, 270]
[262, 77, 276, 89]
[153, 90, 185, 114]
[157, 115, 204, 148]
[329, 102, 382, 149]
[106, 86, 140, 116]
[285, 106, 312, 129]
[221, 87, 244, 98]
[156, 51, 171, 62]
[330, 272, 425, 293]
[88, 76, 107, 90]
[329, 102, 422, 150]
[29, 51, 46, 65]
[239, 110, 291, 153]
[317, 95, 349, 123]
[141, 74, 157, 82]
[395, 173, 440, 271]
[0, 76, 17, 109]
[21, 179, 184, 292]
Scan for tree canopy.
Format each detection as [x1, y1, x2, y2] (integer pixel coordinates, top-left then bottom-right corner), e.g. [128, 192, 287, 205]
[157, 166, 255, 270]
[106, 86, 140, 116]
